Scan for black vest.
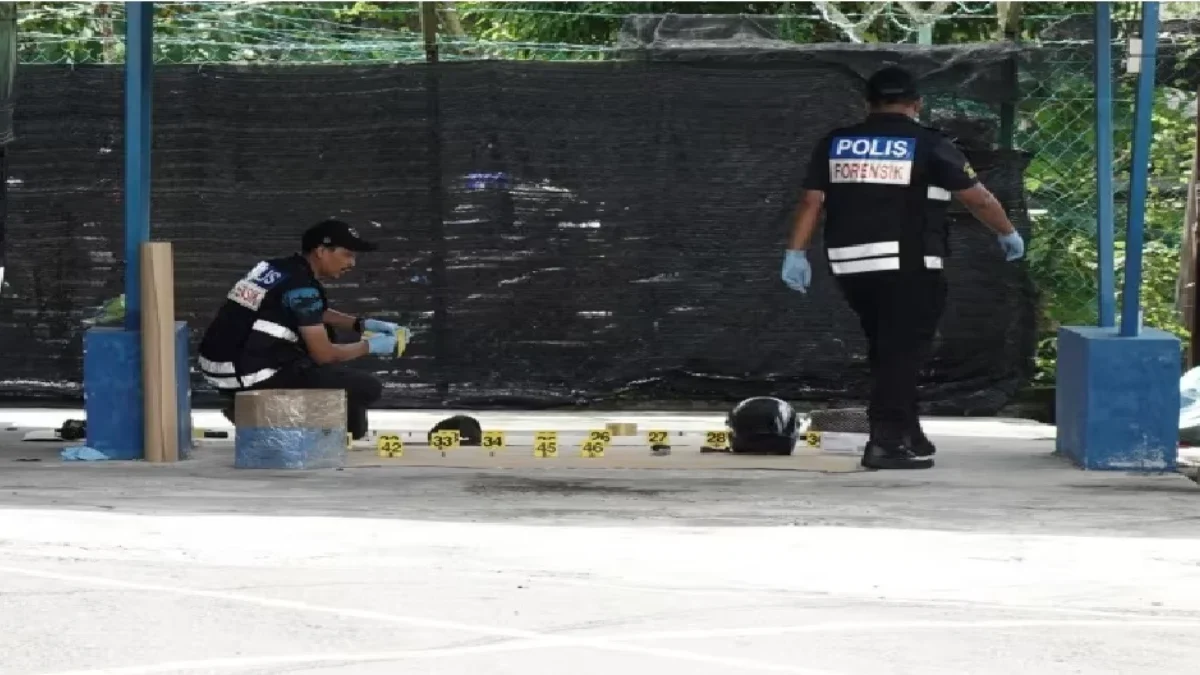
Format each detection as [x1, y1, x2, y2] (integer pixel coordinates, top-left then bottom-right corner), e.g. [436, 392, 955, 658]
[197, 254, 327, 391]
[820, 113, 954, 276]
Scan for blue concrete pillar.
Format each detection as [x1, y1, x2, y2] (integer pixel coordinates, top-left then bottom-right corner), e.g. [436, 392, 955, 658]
[1056, 326, 1179, 471]
[81, 3, 193, 460]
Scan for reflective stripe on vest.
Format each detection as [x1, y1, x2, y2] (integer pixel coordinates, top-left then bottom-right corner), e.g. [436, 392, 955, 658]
[197, 319, 298, 390]
[827, 240, 942, 276]
[200, 366, 279, 390]
[251, 319, 299, 344]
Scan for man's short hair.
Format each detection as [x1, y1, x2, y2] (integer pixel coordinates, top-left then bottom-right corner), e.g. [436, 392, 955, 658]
[866, 66, 921, 106]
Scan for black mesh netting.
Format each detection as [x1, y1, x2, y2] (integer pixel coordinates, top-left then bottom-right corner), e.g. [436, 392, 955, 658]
[0, 31, 1041, 414]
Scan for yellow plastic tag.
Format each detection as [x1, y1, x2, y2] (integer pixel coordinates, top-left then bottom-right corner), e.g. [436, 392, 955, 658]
[704, 430, 730, 448]
[534, 431, 558, 458]
[580, 429, 610, 458]
[588, 429, 613, 445]
[431, 430, 459, 452]
[482, 430, 505, 453]
[646, 430, 670, 446]
[376, 434, 403, 458]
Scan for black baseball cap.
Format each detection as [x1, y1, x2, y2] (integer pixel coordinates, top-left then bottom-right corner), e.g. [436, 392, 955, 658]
[866, 66, 920, 104]
[301, 218, 378, 253]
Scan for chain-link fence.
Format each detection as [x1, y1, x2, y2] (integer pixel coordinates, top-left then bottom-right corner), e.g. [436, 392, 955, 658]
[12, 1, 1200, 390]
[1016, 8, 1199, 385]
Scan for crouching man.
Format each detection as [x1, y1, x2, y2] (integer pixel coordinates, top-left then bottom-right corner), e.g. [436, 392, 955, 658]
[197, 219, 406, 439]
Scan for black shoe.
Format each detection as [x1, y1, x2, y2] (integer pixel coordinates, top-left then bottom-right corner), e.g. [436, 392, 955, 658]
[906, 431, 937, 458]
[861, 441, 934, 470]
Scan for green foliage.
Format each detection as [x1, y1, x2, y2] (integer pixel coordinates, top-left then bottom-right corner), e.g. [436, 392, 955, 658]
[1029, 231, 1190, 385]
[1020, 53, 1196, 385]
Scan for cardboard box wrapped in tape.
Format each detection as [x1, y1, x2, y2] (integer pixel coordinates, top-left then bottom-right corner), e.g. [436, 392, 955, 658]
[234, 389, 347, 470]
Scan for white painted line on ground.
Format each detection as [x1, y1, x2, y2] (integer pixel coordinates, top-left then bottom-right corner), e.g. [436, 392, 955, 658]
[448, 571, 1200, 620]
[611, 618, 1200, 642]
[26, 642, 551, 675]
[1, 566, 841, 675]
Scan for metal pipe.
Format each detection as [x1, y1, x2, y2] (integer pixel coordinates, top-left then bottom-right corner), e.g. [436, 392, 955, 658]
[1120, 2, 1160, 337]
[1095, 2, 1116, 328]
[123, 2, 154, 330]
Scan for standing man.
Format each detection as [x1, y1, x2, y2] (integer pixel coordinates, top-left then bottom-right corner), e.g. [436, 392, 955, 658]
[780, 66, 1025, 470]
[198, 218, 409, 440]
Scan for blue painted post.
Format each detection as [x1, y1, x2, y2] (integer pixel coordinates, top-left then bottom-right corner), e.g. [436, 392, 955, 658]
[79, 2, 163, 461]
[1095, 2, 1116, 328]
[1120, 2, 1160, 337]
[123, 1, 153, 330]
[1054, 1, 1179, 472]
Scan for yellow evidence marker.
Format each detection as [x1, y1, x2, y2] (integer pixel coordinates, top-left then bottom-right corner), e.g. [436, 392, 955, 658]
[376, 434, 403, 458]
[534, 431, 559, 458]
[430, 430, 460, 456]
[481, 430, 506, 456]
[805, 430, 822, 448]
[581, 429, 612, 458]
[704, 430, 730, 450]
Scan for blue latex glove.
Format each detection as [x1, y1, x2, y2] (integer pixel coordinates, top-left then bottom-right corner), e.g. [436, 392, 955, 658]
[780, 250, 812, 293]
[366, 333, 398, 356]
[364, 318, 400, 335]
[998, 231, 1025, 261]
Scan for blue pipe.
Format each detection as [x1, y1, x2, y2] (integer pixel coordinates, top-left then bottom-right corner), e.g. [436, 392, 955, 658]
[1120, 2, 1160, 337]
[1095, 2, 1116, 328]
[123, 2, 153, 330]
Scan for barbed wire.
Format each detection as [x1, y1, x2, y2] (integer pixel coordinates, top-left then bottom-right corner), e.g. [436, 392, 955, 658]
[14, 1, 1130, 67]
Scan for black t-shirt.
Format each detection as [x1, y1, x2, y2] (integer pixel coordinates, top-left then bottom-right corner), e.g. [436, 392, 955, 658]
[276, 263, 327, 329]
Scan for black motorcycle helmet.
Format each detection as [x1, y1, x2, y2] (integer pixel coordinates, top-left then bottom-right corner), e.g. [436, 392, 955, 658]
[726, 396, 800, 455]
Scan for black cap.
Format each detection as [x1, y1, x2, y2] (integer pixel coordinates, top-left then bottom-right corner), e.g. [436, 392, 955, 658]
[301, 218, 378, 253]
[866, 66, 920, 104]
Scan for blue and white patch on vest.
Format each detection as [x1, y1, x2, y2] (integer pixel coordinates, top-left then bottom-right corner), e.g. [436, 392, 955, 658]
[827, 136, 916, 186]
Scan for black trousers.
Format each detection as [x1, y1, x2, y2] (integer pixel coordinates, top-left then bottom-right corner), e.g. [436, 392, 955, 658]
[835, 270, 947, 444]
[222, 362, 383, 440]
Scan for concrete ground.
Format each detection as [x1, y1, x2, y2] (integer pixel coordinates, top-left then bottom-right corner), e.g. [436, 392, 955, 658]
[2, 408, 1200, 675]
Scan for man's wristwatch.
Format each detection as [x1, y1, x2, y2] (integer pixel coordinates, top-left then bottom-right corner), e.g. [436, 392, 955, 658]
[353, 317, 365, 333]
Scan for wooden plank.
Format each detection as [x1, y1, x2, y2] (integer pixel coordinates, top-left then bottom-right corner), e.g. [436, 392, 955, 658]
[141, 241, 179, 463]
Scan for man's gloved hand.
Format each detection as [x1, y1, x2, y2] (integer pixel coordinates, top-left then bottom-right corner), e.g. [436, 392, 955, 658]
[366, 333, 398, 356]
[780, 249, 812, 293]
[998, 231, 1025, 261]
[363, 318, 400, 335]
